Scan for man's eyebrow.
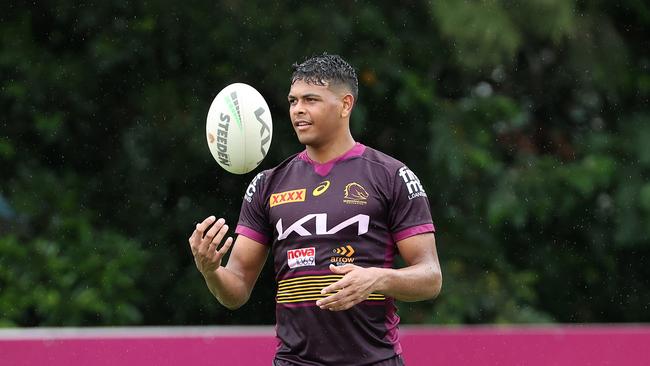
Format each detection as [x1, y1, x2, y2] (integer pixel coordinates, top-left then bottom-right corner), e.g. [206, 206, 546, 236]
[287, 93, 321, 99]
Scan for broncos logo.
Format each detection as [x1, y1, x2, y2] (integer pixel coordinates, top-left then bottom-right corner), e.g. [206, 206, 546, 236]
[344, 183, 369, 205]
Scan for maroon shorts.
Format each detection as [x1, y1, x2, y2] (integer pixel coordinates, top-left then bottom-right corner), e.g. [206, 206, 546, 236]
[273, 354, 405, 366]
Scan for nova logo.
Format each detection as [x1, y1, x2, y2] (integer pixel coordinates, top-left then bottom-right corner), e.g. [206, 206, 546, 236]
[287, 247, 316, 268]
[270, 189, 306, 207]
[276, 214, 370, 241]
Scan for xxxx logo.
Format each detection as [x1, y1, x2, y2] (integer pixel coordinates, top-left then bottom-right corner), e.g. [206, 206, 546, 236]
[270, 189, 306, 207]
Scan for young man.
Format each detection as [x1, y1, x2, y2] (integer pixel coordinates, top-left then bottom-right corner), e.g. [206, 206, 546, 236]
[188, 54, 442, 365]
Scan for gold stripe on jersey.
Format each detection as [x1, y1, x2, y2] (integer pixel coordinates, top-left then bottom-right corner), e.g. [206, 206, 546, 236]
[276, 274, 386, 304]
[278, 274, 343, 284]
[278, 280, 339, 291]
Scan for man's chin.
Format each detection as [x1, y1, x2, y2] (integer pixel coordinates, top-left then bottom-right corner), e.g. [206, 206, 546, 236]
[296, 134, 315, 146]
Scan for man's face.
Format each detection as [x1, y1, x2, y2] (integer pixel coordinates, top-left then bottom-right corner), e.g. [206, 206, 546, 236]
[288, 79, 346, 148]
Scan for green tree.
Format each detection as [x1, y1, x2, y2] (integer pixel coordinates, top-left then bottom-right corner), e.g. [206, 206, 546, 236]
[1, 0, 648, 326]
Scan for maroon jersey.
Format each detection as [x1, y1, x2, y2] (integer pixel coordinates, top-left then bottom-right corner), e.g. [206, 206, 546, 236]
[236, 143, 434, 365]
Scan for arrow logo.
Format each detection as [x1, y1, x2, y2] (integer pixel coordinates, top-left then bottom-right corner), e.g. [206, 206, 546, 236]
[333, 245, 355, 257]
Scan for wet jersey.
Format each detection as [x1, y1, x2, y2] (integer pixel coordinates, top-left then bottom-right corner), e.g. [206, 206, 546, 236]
[235, 143, 435, 366]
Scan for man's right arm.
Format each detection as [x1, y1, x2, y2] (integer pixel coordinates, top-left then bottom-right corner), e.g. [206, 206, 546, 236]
[189, 216, 269, 310]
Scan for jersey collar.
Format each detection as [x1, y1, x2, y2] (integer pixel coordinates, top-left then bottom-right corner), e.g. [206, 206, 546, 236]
[297, 142, 366, 177]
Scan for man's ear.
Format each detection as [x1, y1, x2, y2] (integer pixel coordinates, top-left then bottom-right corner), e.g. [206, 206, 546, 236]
[341, 94, 355, 118]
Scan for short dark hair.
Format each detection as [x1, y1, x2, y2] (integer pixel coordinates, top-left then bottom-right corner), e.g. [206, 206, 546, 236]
[291, 53, 358, 100]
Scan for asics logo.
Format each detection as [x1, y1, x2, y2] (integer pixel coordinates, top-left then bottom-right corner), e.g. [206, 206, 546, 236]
[312, 180, 330, 197]
[276, 213, 369, 240]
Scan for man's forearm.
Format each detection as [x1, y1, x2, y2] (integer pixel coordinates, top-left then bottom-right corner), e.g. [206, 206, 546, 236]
[202, 267, 251, 310]
[374, 263, 442, 302]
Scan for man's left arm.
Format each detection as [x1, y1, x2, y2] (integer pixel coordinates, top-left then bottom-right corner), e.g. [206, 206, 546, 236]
[317, 232, 442, 311]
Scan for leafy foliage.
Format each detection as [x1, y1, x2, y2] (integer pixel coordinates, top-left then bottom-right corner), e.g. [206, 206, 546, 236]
[1, 1, 648, 326]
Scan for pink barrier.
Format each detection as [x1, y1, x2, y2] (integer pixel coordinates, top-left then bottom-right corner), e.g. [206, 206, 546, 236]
[400, 326, 650, 365]
[0, 325, 648, 365]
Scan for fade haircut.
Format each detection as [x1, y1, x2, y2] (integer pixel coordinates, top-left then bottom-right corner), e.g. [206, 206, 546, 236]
[291, 53, 359, 100]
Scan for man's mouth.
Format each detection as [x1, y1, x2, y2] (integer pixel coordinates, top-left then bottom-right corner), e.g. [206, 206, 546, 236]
[294, 120, 312, 131]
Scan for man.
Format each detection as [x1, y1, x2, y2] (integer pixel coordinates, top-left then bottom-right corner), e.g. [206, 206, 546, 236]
[188, 54, 442, 365]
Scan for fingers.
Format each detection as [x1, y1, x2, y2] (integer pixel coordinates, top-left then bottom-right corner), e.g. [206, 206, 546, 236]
[316, 293, 339, 308]
[197, 217, 226, 254]
[317, 291, 360, 311]
[328, 263, 357, 274]
[216, 236, 234, 258]
[187, 216, 235, 274]
[317, 265, 376, 311]
[188, 216, 230, 258]
[189, 216, 216, 250]
[320, 264, 357, 294]
[317, 276, 350, 309]
[209, 223, 230, 258]
[203, 217, 224, 241]
[204, 219, 226, 248]
[321, 276, 347, 295]
[197, 216, 217, 238]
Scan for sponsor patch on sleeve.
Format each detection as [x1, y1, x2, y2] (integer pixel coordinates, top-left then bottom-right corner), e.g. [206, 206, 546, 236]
[244, 172, 264, 203]
[398, 166, 427, 200]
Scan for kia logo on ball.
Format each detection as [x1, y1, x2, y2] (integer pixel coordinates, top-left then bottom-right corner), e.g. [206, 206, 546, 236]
[255, 107, 271, 164]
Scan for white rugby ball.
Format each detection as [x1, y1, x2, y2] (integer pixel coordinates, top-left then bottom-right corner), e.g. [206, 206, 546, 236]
[206, 83, 273, 174]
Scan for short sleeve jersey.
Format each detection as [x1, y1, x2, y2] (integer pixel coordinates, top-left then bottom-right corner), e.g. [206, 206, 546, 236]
[236, 143, 435, 365]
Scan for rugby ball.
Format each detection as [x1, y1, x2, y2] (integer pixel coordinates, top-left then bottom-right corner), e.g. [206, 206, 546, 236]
[206, 83, 273, 174]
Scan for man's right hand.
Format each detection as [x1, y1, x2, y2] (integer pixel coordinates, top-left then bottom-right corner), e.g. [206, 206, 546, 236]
[188, 216, 234, 277]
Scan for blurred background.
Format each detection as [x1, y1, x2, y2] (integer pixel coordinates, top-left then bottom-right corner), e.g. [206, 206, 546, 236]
[1, 1, 648, 328]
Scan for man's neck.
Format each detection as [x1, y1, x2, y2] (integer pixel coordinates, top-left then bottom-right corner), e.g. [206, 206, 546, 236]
[305, 135, 356, 163]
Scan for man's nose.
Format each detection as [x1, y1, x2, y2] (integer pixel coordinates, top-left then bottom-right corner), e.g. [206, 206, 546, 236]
[292, 101, 306, 115]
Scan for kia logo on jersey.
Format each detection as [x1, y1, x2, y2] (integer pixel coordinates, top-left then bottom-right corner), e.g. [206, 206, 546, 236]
[276, 213, 370, 240]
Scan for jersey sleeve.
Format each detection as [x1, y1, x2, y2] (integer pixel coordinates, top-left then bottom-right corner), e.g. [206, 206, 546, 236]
[388, 166, 435, 242]
[235, 171, 272, 245]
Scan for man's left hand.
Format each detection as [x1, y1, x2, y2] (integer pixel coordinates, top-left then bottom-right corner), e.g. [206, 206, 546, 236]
[316, 264, 382, 311]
